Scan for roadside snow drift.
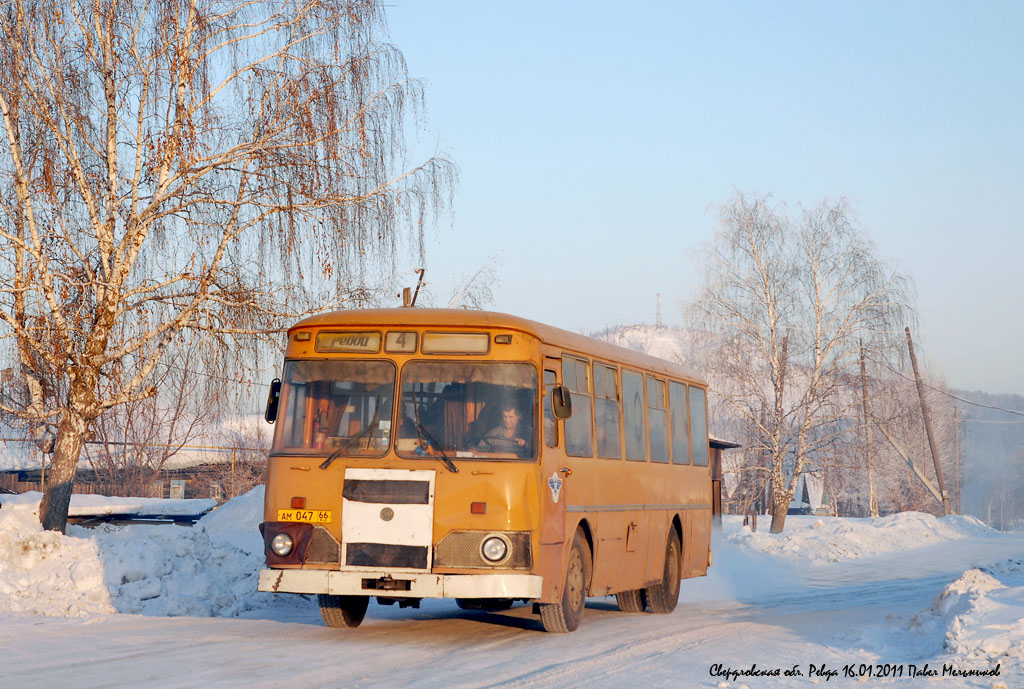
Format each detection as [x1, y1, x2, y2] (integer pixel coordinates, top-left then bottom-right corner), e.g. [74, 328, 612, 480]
[0, 494, 113, 616]
[926, 562, 1024, 663]
[729, 512, 997, 564]
[0, 487, 273, 618]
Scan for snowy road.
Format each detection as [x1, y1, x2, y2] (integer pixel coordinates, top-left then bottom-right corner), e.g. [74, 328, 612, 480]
[4, 520, 1021, 689]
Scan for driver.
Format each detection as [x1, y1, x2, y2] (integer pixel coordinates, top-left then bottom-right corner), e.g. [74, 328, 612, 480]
[476, 401, 529, 456]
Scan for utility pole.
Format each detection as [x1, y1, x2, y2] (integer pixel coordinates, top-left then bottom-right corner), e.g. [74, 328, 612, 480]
[953, 407, 962, 515]
[859, 340, 879, 517]
[905, 327, 951, 515]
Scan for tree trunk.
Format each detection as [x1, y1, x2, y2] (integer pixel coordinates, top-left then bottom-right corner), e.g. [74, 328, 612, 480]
[39, 410, 89, 533]
[769, 499, 788, 533]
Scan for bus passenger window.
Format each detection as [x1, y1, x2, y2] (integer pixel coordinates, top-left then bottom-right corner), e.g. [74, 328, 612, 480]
[622, 370, 646, 461]
[689, 386, 710, 467]
[669, 381, 691, 464]
[562, 356, 594, 457]
[647, 377, 669, 463]
[543, 369, 558, 448]
[594, 363, 622, 459]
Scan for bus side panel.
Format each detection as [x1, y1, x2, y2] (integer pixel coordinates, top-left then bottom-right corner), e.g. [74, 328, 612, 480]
[537, 464, 567, 604]
[592, 457, 650, 595]
[644, 511, 669, 587]
[686, 508, 712, 577]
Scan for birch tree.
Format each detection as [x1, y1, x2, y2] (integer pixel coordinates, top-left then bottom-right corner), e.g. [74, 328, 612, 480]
[690, 192, 913, 533]
[0, 0, 454, 531]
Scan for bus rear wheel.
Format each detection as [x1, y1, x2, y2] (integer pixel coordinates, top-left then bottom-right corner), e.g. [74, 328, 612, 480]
[645, 532, 681, 614]
[615, 588, 646, 612]
[540, 530, 590, 633]
[318, 594, 369, 628]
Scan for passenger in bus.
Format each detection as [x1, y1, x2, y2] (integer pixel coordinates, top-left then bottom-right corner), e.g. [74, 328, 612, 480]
[475, 400, 529, 457]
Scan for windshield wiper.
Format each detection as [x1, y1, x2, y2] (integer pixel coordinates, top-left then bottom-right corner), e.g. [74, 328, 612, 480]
[319, 405, 381, 470]
[412, 395, 458, 474]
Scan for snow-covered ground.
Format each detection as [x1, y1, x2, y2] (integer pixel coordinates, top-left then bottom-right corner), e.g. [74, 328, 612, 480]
[1, 491, 1022, 688]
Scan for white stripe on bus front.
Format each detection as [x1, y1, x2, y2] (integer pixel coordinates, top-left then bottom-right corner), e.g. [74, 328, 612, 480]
[344, 467, 437, 483]
[341, 499, 433, 545]
[341, 468, 436, 567]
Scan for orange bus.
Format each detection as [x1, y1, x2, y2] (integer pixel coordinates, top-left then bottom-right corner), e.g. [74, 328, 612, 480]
[257, 308, 713, 632]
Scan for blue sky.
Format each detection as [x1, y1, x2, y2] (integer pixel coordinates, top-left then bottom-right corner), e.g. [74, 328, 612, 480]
[385, 1, 1024, 395]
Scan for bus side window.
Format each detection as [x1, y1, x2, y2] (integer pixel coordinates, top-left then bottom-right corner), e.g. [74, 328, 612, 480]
[543, 369, 558, 448]
[669, 381, 691, 464]
[594, 363, 622, 459]
[622, 369, 647, 461]
[689, 386, 710, 467]
[647, 376, 669, 463]
[562, 356, 594, 457]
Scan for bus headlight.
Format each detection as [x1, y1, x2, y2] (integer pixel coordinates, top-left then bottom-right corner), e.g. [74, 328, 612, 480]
[271, 532, 294, 557]
[481, 535, 509, 563]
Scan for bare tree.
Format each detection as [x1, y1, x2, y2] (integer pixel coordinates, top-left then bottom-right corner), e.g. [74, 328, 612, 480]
[84, 341, 217, 495]
[0, 0, 454, 531]
[445, 253, 501, 310]
[689, 192, 913, 533]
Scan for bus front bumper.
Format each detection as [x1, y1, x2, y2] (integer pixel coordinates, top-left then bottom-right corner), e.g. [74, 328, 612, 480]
[258, 568, 543, 599]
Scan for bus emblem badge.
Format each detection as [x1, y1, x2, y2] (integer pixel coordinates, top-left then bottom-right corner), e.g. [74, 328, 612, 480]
[547, 473, 563, 504]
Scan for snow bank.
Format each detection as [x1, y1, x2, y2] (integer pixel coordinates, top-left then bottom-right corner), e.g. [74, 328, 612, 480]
[196, 483, 265, 555]
[86, 486, 273, 617]
[0, 496, 114, 616]
[729, 512, 997, 564]
[0, 487, 278, 619]
[925, 562, 1024, 663]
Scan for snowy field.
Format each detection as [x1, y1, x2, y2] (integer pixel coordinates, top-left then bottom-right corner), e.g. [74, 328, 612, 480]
[1, 490, 1022, 689]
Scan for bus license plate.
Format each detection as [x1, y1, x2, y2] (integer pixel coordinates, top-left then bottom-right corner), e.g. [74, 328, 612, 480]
[277, 509, 332, 524]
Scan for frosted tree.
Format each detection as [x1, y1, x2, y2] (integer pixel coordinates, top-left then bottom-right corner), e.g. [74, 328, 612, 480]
[690, 192, 914, 533]
[0, 0, 454, 531]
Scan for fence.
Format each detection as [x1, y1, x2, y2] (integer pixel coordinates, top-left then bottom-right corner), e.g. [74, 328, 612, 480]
[0, 437, 268, 500]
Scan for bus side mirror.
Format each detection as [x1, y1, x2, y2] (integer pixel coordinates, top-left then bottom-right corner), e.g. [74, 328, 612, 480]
[551, 385, 572, 419]
[265, 378, 282, 424]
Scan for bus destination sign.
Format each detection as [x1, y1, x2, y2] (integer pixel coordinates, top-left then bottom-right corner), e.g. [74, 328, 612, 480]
[315, 331, 382, 353]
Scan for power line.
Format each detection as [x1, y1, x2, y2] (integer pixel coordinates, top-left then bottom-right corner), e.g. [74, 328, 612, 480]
[961, 419, 1024, 424]
[865, 355, 1024, 419]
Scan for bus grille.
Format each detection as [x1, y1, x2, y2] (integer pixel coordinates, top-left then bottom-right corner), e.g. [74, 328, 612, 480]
[346, 543, 429, 569]
[434, 531, 532, 569]
[305, 527, 340, 564]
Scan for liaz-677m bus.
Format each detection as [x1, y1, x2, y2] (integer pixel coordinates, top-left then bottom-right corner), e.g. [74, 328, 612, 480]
[258, 309, 713, 632]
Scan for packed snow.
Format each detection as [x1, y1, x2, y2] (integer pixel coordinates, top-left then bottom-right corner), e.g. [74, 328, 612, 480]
[1, 492, 1023, 688]
[730, 512, 999, 564]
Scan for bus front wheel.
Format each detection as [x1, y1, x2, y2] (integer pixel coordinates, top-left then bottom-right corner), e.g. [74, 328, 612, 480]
[318, 594, 369, 628]
[540, 530, 590, 633]
[645, 532, 681, 614]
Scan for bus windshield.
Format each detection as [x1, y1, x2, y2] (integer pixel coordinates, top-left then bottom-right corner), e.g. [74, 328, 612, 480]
[396, 361, 538, 460]
[274, 360, 395, 455]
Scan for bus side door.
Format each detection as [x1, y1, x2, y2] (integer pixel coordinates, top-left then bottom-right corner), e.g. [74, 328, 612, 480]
[538, 357, 567, 602]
